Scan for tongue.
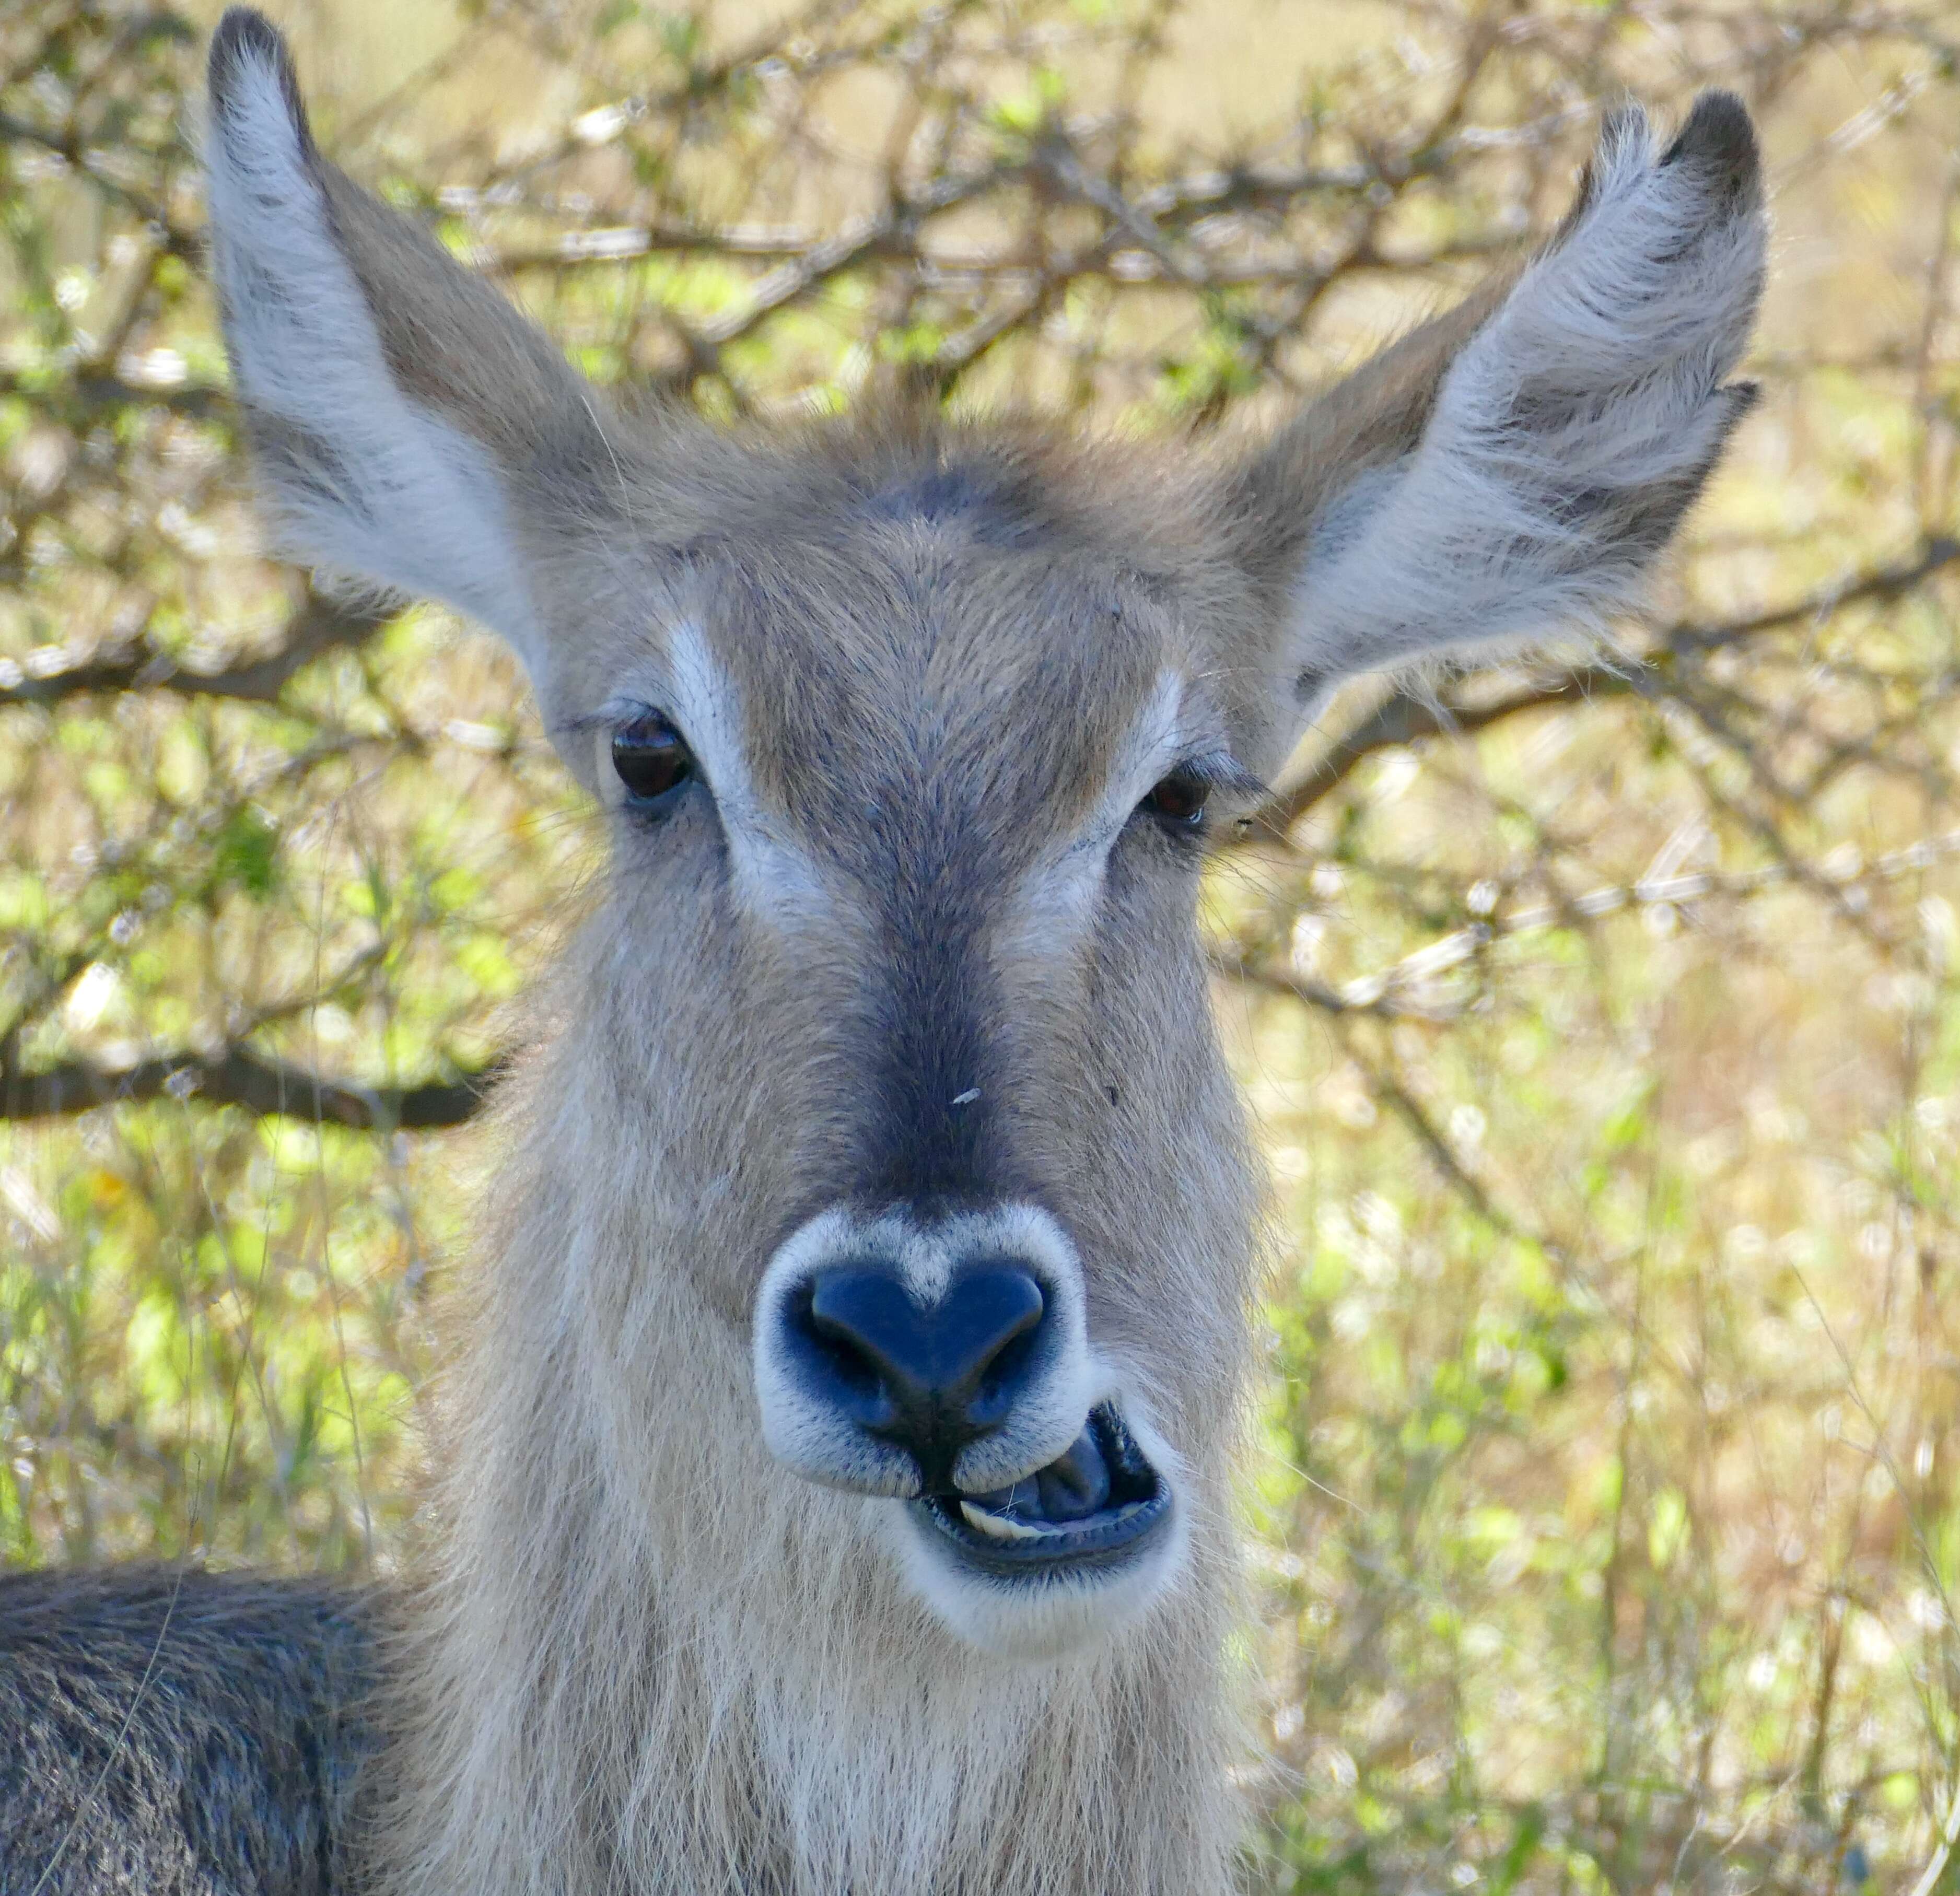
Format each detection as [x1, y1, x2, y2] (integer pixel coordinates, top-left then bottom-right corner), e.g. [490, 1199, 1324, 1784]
[975, 1424, 1112, 1524]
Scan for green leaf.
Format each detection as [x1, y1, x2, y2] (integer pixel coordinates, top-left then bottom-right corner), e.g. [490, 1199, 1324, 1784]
[213, 806, 279, 897]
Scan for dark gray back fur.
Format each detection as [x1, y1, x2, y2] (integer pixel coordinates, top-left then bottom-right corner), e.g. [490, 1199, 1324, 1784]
[0, 1565, 379, 1895]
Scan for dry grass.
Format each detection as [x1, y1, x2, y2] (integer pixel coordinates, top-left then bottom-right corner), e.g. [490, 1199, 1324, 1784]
[5, 0, 1960, 1889]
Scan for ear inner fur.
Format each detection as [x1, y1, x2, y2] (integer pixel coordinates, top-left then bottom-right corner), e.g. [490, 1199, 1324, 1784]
[1227, 91, 1766, 769]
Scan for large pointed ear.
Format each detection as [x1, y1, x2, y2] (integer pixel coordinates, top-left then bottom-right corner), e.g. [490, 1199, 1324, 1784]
[1228, 93, 1767, 774]
[202, 8, 614, 683]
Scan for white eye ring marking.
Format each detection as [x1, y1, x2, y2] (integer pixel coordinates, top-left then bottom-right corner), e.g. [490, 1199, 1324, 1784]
[1007, 669, 1193, 942]
[597, 624, 832, 923]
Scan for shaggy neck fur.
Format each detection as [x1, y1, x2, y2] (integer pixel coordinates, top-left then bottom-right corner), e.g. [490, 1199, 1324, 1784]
[367, 939, 1256, 1896]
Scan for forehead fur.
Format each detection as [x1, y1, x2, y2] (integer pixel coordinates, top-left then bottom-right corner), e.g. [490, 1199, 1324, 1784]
[543, 407, 1269, 836]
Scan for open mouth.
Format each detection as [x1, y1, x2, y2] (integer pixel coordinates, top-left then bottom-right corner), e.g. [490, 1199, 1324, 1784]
[912, 1403, 1170, 1579]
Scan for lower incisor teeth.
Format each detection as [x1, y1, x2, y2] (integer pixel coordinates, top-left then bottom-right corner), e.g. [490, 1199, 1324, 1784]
[959, 1500, 1049, 1542]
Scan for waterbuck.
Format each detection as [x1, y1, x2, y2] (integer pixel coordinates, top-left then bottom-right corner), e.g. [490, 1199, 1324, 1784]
[0, 11, 1767, 1892]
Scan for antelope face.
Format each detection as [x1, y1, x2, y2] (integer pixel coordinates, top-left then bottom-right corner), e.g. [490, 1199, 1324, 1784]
[204, 8, 1766, 1663]
[578, 522, 1270, 1659]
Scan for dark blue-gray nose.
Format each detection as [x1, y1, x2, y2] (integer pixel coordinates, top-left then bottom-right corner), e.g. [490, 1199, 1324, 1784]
[785, 1265, 1048, 1491]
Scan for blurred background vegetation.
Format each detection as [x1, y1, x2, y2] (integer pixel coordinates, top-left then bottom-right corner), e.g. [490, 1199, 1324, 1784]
[4, 0, 1959, 1890]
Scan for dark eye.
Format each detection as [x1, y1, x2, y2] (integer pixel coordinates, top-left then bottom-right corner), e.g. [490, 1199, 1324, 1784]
[1140, 769, 1208, 832]
[612, 714, 696, 812]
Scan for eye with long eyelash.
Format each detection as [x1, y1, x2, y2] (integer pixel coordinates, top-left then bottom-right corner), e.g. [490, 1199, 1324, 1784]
[1133, 753, 1265, 837]
[1139, 769, 1208, 830]
[612, 713, 696, 814]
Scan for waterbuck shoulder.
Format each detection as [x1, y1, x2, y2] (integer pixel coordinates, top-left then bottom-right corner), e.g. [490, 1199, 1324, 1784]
[0, 1564, 382, 1896]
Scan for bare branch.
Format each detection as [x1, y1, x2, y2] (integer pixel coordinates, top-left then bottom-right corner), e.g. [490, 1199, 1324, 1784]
[1215, 821, 1960, 1027]
[1259, 538, 1960, 834]
[0, 368, 227, 424]
[0, 1044, 498, 1128]
[1261, 666, 1643, 838]
[0, 592, 391, 711]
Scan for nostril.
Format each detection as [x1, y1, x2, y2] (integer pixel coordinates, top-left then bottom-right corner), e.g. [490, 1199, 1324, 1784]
[934, 1269, 1046, 1414]
[789, 1278, 901, 1429]
[795, 1266, 1047, 1457]
[967, 1307, 1042, 1424]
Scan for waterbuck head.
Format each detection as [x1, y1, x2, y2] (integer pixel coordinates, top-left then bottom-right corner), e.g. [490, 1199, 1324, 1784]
[204, 10, 1764, 1667]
